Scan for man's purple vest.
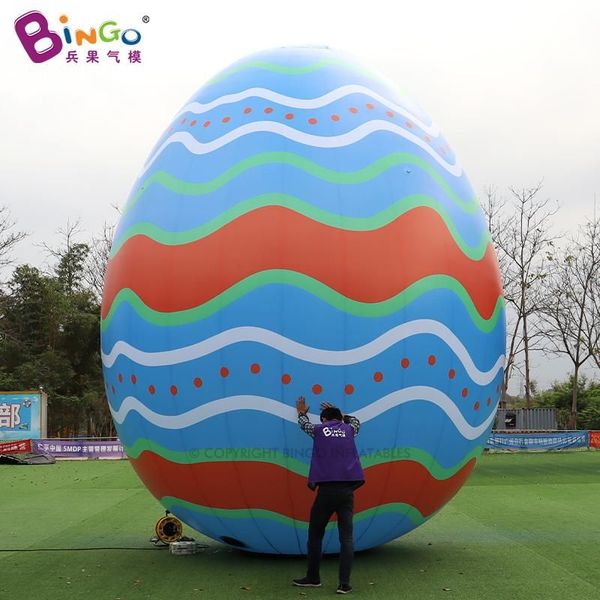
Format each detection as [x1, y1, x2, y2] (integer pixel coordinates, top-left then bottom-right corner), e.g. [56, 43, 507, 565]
[308, 420, 365, 488]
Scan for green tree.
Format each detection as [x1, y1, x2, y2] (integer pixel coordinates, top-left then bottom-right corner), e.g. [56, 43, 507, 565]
[43, 220, 90, 293]
[536, 377, 600, 429]
[0, 257, 112, 437]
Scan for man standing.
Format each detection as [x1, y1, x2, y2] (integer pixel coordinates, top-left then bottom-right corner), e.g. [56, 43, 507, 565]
[293, 397, 364, 595]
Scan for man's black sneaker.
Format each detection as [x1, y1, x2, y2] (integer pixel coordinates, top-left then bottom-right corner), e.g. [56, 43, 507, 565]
[337, 584, 353, 594]
[292, 577, 322, 587]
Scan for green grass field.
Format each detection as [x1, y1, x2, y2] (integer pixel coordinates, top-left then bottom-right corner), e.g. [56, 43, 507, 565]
[1, 451, 600, 600]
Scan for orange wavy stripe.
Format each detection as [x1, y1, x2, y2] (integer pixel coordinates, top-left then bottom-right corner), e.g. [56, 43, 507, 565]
[103, 206, 501, 319]
[130, 450, 476, 520]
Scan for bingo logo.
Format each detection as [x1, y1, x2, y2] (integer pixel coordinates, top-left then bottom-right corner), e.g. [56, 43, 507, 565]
[15, 10, 142, 64]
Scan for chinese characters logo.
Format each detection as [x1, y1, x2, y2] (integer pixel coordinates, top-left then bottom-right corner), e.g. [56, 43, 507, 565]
[14, 10, 145, 65]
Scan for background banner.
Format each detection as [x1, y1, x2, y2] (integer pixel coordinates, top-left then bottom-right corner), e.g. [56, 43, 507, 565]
[0, 439, 32, 454]
[0, 392, 47, 440]
[486, 431, 589, 451]
[33, 439, 126, 459]
[589, 431, 600, 449]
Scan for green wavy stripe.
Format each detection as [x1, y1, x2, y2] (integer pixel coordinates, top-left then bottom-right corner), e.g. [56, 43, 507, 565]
[360, 446, 481, 474]
[125, 439, 482, 480]
[206, 58, 379, 85]
[162, 496, 426, 528]
[124, 152, 478, 214]
[101, 272, 505, 334]
[112, 194, 489, 259]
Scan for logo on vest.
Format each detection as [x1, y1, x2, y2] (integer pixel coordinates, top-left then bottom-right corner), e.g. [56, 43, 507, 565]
[323, 427, 346, 438]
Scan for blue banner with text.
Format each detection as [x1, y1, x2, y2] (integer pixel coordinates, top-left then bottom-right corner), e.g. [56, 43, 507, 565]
[486, 431, 589, 450]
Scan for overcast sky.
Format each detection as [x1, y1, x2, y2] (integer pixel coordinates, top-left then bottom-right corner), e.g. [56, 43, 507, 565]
[1, 0, 599, 390]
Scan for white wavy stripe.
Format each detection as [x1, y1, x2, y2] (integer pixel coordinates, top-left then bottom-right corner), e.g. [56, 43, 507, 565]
[102, 320, 504, 387]
[141, 121, 462, 179]
[110, 387, 498, 441]
[174, 85, 440, 137]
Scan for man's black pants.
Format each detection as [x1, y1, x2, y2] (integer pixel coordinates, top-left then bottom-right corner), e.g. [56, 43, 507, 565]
[306, 483, 355, 586]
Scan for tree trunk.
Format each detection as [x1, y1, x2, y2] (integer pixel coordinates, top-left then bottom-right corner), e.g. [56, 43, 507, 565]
[570, 366, 579, 429]
[502, 356, 515, 408]
[501, 373, 509, 408]
[522, 309, 532, 408]
[502, 314, 521, 407]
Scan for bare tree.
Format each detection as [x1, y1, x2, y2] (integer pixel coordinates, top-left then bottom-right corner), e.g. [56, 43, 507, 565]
[590, 202, 600, 374]
[540, 217, 600, 428]
[84, 223, 114, 301]
[482, 187, 517, 405]
[591, 268, 600, 373]
[0, 205, 27, 270]
[483, 184, 558, 406]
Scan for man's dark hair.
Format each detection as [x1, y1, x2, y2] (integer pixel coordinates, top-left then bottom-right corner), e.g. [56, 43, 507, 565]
[320, 406, 343, 422]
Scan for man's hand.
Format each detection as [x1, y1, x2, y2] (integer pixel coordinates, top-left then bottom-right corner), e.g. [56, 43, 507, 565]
[320, 401, 335, 412]
[296, 396, 309, 416]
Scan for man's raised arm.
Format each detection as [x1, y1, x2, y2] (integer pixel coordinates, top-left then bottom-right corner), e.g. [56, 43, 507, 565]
[296, 396, 315, 437]
[343, 414, 360, 436]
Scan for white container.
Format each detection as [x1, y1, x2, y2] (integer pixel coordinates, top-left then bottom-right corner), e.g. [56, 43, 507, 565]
[169, 541, 198, 555]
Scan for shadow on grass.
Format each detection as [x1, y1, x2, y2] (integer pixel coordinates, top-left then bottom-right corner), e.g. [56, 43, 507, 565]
[197, 536, 444, 572]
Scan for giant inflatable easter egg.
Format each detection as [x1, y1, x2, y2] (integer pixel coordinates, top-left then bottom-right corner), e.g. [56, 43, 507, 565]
[102, 47, 505, 554]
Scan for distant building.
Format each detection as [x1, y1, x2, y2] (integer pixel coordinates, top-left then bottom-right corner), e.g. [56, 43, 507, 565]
[494, 407, 557, 431]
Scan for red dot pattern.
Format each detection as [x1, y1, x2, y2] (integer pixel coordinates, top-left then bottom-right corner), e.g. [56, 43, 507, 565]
[172, 102, 444, 152]
[110, 356, 491, 413]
